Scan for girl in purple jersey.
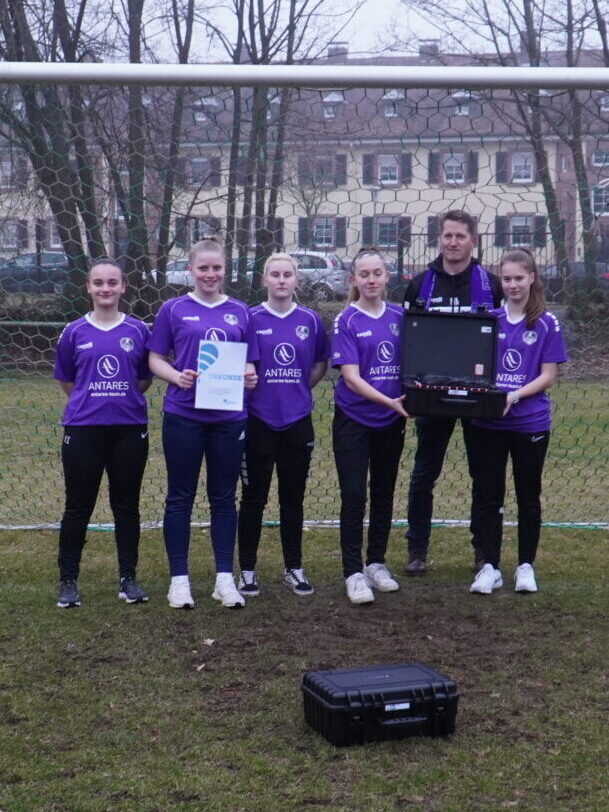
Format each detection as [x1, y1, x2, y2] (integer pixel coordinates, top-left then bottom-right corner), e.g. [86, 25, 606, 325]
[469, 248, 567, 596]
[148, 238, 258, 610]
[331, 248, 408, 605]
[54, 259, 152, 608]
[237, 254, 329, 598]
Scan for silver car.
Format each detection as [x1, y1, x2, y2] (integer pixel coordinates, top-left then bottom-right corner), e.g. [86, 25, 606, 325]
[290, 251, 348, 302]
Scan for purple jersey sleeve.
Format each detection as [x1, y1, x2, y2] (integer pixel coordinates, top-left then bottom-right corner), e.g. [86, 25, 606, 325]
[54, 322, 77, 381]
[313, 312, 331, 363]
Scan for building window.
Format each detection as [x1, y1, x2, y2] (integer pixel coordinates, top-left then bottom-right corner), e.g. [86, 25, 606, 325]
[322, 91, 344, 120]
[592, 186, 609, 215]
[378, 154, 399, 184]
[561, 155, 571, 172]
[49, 221, 63, 249]
[592, 150, 609, 168]
[510, 216, 533, 246]
[443, 154, 465, 184]
[193, 108, 207, 123]
[0, 157, 13, 189]
[191, 158, 210, 184]
[377, 216, 399, 247]
[189, 217, 220, 243]
[0, 219, 20, 250]
[599, 95, 609, 112]
[384, 102, 399, 118]
[312, 217, 334, 247]
[512, 152, 534, 182]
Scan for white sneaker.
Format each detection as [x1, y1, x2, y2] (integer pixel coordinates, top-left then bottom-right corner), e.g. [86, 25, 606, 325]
[364, 563, 399, 592]
[514, 563, 538, 593]
[212, 573, 245, 608]
[345, 572, 375, 605]
[167, 576, 194, 609]
[470, 563, 503, 595]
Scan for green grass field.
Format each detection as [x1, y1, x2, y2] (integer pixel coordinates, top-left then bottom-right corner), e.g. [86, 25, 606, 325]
[1, 526, 608, 811]
[0, 374, 608, 528]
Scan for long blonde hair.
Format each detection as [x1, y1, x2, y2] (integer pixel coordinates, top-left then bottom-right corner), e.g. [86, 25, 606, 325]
[500, 248, 546, 327]
[347, 247, 388, 303]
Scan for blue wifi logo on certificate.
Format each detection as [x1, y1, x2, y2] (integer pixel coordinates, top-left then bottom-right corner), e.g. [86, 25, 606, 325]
[195, 339, 247, 411]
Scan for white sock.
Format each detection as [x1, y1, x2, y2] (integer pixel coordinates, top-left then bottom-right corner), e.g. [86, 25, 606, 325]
[171, 575, 190, 586]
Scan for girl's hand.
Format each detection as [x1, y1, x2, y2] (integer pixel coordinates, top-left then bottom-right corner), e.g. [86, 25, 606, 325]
[176, 369, 198, 390]
[389, 394, 409, 419]
[503, 390, 519, 416]
[244, 370, 258, 390]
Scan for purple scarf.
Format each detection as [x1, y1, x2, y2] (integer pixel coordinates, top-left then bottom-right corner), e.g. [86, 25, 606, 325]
[418, 264, 494, 311]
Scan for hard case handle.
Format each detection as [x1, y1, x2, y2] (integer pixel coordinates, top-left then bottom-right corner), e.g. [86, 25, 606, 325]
[377, 715, 427, 728]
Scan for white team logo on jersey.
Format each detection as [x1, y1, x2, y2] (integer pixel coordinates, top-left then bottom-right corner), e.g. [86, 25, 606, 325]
[523, 330, 538, 346]
[120, 337, 134, 352]
[224, 313, 238, 325]
[205, 327, 227, 341]
[377, 341, 394, 363]
[503, 349, 522, 372]
[389, 322, 399, 336]
[296, 325, 309, 340]
[97, 354, 120, 378]
[274, 343, 296, 366]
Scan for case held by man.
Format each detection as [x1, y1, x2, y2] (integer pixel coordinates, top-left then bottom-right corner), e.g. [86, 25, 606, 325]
[400, 309, 506, 418]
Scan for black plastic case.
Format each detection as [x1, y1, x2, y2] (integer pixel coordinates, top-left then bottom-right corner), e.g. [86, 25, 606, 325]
[400, 309, 506, 418]
[302, 662, 459, 746]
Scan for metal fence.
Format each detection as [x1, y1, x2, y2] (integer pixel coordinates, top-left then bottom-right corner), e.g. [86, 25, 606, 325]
[1, 64, 608, 528]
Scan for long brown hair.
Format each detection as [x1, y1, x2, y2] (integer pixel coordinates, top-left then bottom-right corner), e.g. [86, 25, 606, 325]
[347, 247, 388, 304]
[500, 248, 546, 327]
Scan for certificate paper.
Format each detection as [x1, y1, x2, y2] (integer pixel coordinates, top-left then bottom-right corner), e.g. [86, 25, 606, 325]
[195, 340, 247, 411]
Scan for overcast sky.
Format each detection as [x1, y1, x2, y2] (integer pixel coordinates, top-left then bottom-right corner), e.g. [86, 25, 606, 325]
[345, 0, 439, 57]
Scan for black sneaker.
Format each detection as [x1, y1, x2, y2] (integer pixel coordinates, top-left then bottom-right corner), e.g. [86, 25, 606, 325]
[404, 557, 427, 576]
[283, 568, 314, 596]
[238, 570, 260, 597]
[57, 579, 81, 608]
[118, 577, 149, 604]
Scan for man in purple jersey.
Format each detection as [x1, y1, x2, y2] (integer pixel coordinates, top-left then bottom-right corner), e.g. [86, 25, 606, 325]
[238, 254, 329, 596]
[402, 210, 503, 575]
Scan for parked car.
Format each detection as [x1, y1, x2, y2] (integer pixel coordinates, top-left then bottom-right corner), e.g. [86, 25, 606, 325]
[543, 261, 609, 279]
[290, 251, 348, 302]
[385, 260, 413, 303]
[145, 259, 192, 286]
[0, 252, 68, 294]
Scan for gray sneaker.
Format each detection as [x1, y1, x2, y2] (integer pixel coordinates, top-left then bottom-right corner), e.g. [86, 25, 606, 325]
[57, 579, 81, 608]
[118, 577, 149, 604]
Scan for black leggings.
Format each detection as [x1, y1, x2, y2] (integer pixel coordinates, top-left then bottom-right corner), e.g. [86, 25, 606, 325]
[468, 425, 550, 568]
[238, 414, 314, 571]
[58, 424, 149, 581]
[333, 407, 405, 578]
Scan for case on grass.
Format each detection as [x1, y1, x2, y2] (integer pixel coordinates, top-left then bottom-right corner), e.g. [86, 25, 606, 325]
[301, 662, 458, 746]
[400, 308, 506, 419]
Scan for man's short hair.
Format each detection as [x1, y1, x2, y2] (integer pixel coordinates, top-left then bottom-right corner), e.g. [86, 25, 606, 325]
[439, 209, 477, 237]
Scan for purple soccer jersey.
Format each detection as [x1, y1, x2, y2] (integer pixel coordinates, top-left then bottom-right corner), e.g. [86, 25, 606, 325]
[332, 302, 403, 428]
[54, 314, 151, 426]
[147, 293, 258, 423]
[475, 308, 568, 433]
[246, 302, 330, 429]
